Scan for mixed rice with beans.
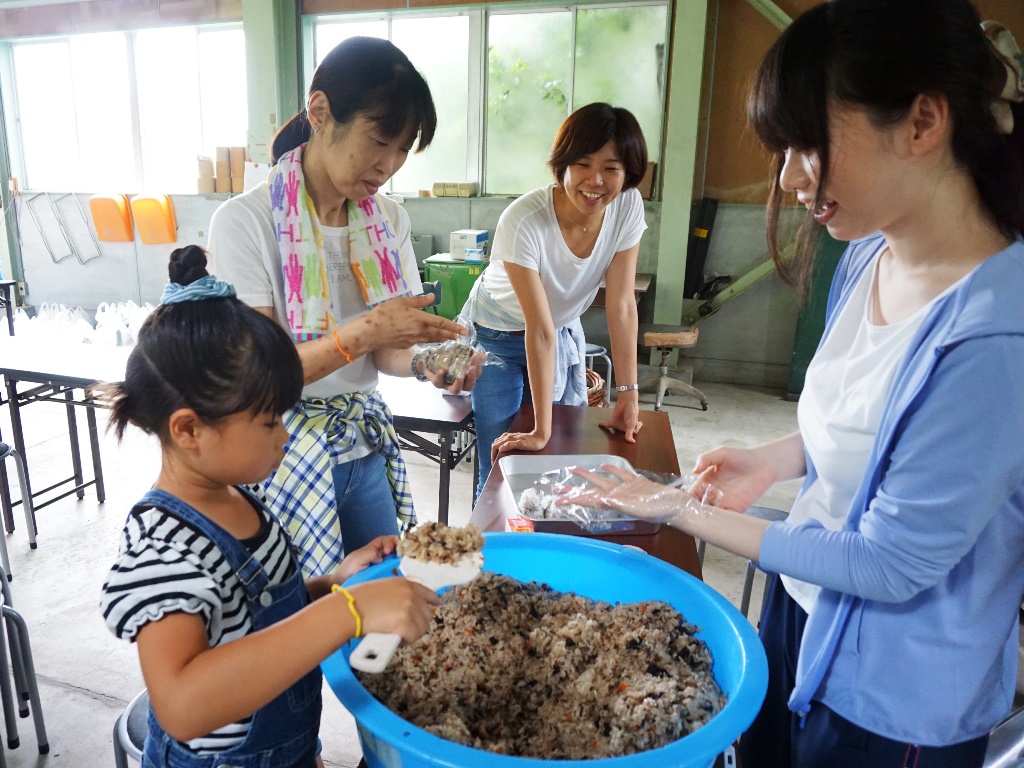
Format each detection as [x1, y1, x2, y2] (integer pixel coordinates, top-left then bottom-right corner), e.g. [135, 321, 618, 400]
[357, 572, 726, 759]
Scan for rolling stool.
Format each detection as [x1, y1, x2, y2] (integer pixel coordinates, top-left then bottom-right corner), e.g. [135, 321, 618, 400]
[584, 344, 613, 406]
[0, 442, 38, 579]
[696, 506, 788, 618]
[113, 689, 149, 767]
[638, 327, 708, 411]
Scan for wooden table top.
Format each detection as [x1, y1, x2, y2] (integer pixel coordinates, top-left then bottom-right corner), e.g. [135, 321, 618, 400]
[469, 405, 702, 579]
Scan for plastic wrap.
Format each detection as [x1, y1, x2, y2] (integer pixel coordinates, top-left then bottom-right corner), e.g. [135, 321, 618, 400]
[529, 465, 724, 533]
[412, 323, 503, 385]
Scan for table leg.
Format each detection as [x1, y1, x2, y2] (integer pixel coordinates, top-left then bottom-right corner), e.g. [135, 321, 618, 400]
[0, 451, 11, 535]
[4, 379, 27, 534]
[86, 405, 105, 503]
[438, 429, 453, 526]
[63, 391, 84, 500]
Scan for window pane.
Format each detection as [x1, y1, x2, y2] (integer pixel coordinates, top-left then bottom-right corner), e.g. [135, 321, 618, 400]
[314, 19, 388, 68]
[391, 16, 469, 195]
[135, 28, 203, 193]
[70, 33, 136, 191]
[486, 11, 572, 194]
[14, 42, 78, 190]
[198, 28, 248, 156]
[574, 5, 667, 162]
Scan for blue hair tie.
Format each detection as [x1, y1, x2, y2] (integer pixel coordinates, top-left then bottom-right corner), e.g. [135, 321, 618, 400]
[160, 275, 237, 305]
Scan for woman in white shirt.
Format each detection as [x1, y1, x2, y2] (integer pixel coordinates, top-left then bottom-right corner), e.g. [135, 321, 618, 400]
[460, 103, 649, 495]
[209, 37, 480, 576]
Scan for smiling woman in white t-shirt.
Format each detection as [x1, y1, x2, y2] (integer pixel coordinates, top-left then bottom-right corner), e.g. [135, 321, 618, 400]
[459, 103, 649, 496]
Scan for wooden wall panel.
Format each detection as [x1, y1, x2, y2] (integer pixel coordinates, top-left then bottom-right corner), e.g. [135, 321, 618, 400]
[0, 5, 73, 37]
[703, 0, 1024, 205]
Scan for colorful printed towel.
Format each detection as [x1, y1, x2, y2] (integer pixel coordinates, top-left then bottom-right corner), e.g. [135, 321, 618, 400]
[269, 144, 415, 341]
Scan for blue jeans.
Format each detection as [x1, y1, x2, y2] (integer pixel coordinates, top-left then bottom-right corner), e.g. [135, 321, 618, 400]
[331, 451, 399, 556]
[471, 327, 532, 497]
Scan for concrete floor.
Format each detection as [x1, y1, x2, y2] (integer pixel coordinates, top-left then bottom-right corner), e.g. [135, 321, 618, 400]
[0, 379, 800, 767]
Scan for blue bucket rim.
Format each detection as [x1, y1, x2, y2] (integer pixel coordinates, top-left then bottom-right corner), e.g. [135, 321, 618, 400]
[323, 532, 767, 767]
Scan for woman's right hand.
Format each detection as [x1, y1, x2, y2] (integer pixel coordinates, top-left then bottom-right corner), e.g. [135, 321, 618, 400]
[348, 578, 440, 644]
[358, 295, 466, 351]
[691, 447, 777, 512]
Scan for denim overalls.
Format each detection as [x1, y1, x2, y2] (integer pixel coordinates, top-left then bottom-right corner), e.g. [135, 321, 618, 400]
[135, 489, 322, 768]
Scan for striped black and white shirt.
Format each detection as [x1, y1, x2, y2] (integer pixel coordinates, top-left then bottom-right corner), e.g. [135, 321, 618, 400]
[100, 499, 296, 753]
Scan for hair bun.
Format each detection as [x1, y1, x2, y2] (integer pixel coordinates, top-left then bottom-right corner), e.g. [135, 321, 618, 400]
[168, 245, 210, 286]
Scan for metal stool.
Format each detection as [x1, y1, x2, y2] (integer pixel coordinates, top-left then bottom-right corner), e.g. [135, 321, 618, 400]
[584, 343, 613, 406]
[696, 506, 788, 618]
[983, 705, 1024, 768]
[0, 565, 47, 757]
[113, 689, 149, 767]
[639, 328, 707, 411]
[0, 443, 38, 579]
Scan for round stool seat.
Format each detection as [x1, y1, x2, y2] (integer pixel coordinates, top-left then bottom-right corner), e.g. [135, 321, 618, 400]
[585, 343, 607, 356]
[0, 443, 11, 459]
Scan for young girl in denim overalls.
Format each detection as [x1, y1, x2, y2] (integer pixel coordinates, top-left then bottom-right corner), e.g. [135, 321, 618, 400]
[99, 245, 439, 768]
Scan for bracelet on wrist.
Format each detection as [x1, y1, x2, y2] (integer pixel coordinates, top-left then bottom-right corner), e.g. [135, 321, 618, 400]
[332, 329, 355, 364]
[331, 584, 362, 638]
[616, 383, 640, 392]
[411, 352, 430, 382]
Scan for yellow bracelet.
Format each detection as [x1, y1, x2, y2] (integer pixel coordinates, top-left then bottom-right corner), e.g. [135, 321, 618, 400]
[331, 329, 355, 364]
[331, 584, 362, 638]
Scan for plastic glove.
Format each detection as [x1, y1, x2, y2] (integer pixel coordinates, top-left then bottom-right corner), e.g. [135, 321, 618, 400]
[554, 464, 722, 527]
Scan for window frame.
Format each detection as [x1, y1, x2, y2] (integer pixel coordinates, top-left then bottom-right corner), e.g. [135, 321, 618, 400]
[0, 21, 245, 193]
[304, 0, 669, 198]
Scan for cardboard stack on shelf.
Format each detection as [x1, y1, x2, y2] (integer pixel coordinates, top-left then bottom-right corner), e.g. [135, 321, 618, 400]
[431, 181, 477, 198]
[200, 146, 247, 195]
[197, 157, 215, 194]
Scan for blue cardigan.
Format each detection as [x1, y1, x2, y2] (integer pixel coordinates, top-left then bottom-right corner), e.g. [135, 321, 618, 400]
[759, 232, 1024, 746]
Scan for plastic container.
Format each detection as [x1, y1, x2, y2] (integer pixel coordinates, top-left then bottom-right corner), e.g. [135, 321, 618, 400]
[498, 453, 660, 536]
[323, 532, 767, 768]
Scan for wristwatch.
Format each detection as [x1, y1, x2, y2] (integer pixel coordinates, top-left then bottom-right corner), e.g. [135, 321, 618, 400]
[411, 353, 430, 382]
[616, 383, 640, 392]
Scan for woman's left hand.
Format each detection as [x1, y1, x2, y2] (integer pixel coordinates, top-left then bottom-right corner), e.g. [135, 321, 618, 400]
[491, 430, 549, 462]
[425, 351, 486, 395]
[598, 396, 643, 443]
[334, 535, 400, 583]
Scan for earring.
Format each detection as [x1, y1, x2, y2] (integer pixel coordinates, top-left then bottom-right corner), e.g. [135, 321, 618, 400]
[312, 126, 320, 134]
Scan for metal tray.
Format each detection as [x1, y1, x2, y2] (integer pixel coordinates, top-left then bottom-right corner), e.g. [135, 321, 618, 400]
[498, 453, 661, 537]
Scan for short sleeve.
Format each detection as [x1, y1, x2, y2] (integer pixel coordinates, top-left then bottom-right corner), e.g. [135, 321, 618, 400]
[491, 199, 546, 274]
[613, 189, 647, 254]
[207, 185, 279, 310]
[100, 511, 218, 643]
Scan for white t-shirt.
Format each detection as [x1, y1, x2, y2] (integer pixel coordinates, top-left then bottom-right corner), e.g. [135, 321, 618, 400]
[784, 248, 963, 612]
[207, 182, 422, 401]
[464, 185, 647, 329]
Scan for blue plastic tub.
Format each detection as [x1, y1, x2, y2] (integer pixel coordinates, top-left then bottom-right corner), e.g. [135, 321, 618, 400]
[323, 532, 767, 768]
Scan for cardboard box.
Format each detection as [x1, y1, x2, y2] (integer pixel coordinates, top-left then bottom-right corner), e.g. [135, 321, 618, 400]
[450, 229, 488, 261]
[230, 177, 244, 194]
[443, 182, 459, 197]
[637, 161, 657, 200]
[215, 146, 230, 162]
[456, 182, 477, 198]
[432, 181, 447, 197]
[216, 160, 230, 180]
[215, 176, 231, 194]
[197, 157, 214, 178]
[229, 146, 246, 177]
[197, 176, 215, 194]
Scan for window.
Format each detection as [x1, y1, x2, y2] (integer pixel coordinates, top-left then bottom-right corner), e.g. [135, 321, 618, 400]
[309, 3, 667, 197]
[312, 15, 470, 196]
[8, 25, 246, 193]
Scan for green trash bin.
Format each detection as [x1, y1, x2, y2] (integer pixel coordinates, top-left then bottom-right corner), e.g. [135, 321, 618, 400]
[423, 254, 485, 320]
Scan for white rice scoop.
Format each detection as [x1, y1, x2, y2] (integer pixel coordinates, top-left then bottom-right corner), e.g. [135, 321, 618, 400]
[348, 551, 483, 673]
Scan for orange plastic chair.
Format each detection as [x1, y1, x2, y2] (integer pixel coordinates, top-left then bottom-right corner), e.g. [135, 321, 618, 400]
[87, 194, 133, 242]
[129, 195, 177, 245]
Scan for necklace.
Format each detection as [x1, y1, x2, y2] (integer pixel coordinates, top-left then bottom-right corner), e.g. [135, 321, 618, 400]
[557, 186, 599, 233]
